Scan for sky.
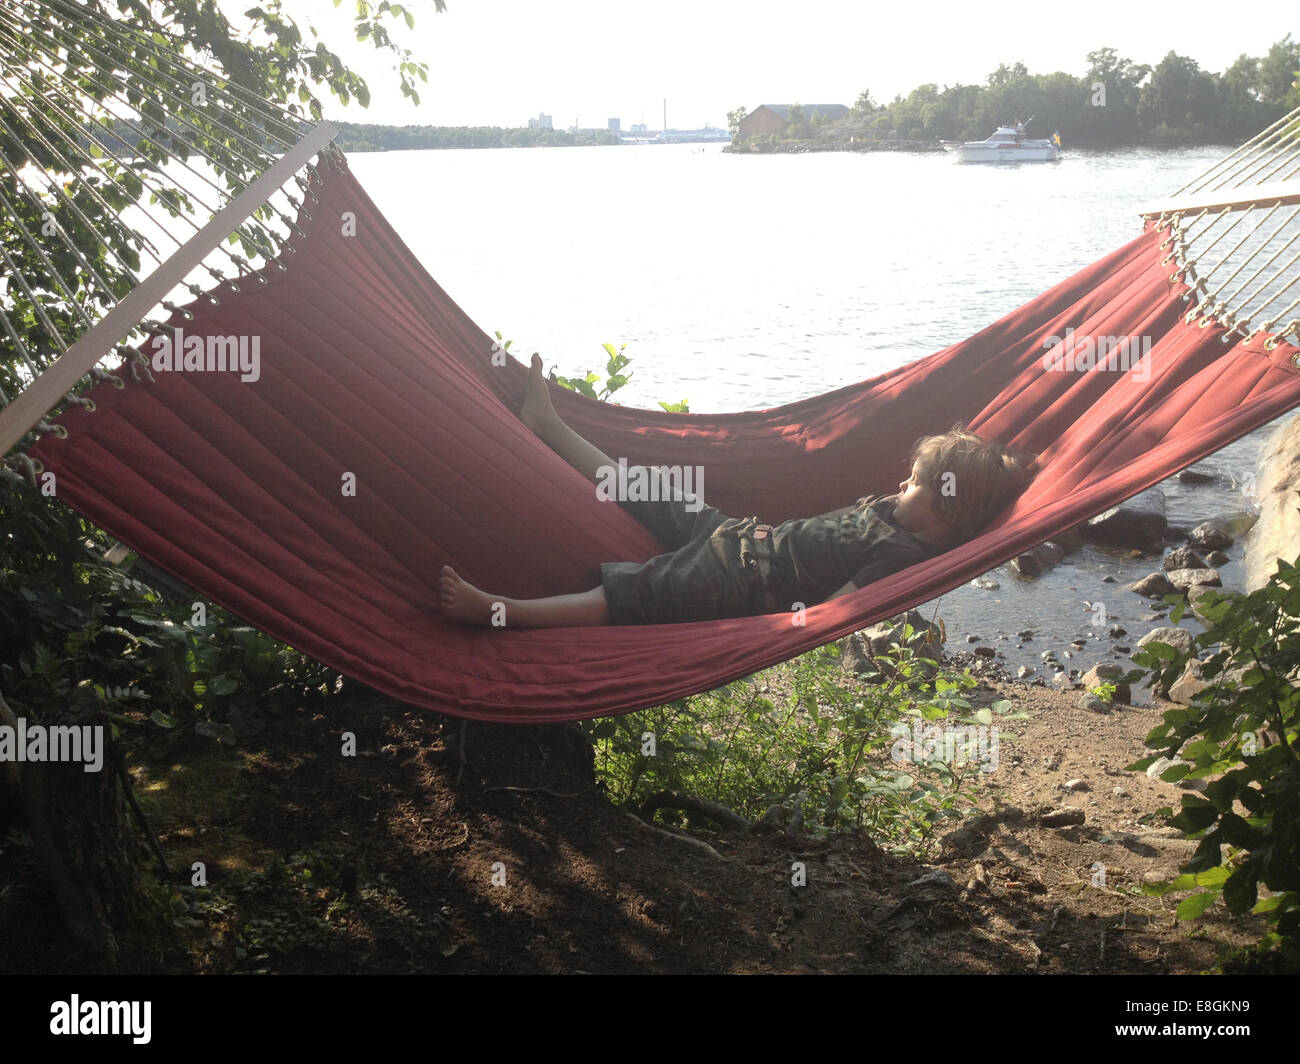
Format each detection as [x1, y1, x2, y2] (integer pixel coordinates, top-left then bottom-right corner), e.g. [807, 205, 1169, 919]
[233, 0, 1296, 129]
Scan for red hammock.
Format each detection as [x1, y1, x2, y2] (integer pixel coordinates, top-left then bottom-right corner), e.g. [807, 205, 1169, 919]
[29, 156, 1300, 723]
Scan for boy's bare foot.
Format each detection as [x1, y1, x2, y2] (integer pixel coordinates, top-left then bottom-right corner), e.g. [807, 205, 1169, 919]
[439, 565, 504, 626]
[518, 352, 559, 434]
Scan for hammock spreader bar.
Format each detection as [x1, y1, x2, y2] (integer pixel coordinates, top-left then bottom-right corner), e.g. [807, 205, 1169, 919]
[27, 159, 1300, 723]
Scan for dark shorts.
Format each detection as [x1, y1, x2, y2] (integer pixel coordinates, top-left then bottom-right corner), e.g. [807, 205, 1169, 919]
[600, 493, 780, 625]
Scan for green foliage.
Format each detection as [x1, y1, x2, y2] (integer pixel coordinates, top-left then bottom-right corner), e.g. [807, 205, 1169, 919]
[543, 341, 690, 413]
[583, 628, 1027, 855]
[1090, 680, 1117, 704]
[866, 38, 1297, 147]
[1125, 534, 1300, 969]
[333, 121, 622, 152]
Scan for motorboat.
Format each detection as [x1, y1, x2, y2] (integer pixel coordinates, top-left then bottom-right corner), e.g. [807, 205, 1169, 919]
[942, 119, 1060, 163]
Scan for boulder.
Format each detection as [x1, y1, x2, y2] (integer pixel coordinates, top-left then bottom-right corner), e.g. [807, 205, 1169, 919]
[1136, 626, 1197, 658]
[1166, 567, 1222, 592]
[1081, 487, 1167, 551]
[1009, 541, 1066, 577]
[1126, 571, 1177, 597]
[1162, 546, 1207, 571]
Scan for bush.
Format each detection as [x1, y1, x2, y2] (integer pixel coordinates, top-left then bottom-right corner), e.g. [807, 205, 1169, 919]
[1127, 539, 1300, 970]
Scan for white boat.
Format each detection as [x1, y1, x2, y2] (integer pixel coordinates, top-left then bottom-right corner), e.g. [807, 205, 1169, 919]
[943, 120, 1061, 163]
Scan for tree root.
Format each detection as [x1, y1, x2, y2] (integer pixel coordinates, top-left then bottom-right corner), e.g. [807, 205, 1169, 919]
[638, 790, 750, 832]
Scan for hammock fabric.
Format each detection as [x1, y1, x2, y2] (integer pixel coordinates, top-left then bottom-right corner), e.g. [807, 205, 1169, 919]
[29, 154, 1300, 723]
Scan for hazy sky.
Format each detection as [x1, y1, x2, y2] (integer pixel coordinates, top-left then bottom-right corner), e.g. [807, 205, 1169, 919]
[246, 1, 1295, 129]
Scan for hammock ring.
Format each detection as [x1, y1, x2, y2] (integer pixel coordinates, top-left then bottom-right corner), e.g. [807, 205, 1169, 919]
[1159, 236, 1173, 251]
[255, 274, 270, 286]
[1161, 253, 1174, 267]
[273, 260, 289, 272]
[28, 456, 45, 473]
[47, 426, 67, 441]
[1180, 291, 1193, 302]
[108, 374, 126, 389]
[1198, 315, 1214, 329]
[1264, 335, 1281, 350]
[1169, 271, 1183, 284]
[229, 282, 241, 293]
[82, 398, 97, 412]
[283, 243, 297, 254]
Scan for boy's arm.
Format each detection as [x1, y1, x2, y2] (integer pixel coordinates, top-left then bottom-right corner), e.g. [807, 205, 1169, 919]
[826, 578, 859, 601]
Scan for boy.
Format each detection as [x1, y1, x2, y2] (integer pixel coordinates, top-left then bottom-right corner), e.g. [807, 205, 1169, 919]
[440, 354, 1035, 627]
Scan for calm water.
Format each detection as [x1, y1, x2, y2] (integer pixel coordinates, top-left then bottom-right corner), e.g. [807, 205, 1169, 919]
[347, 143, 1291, 681]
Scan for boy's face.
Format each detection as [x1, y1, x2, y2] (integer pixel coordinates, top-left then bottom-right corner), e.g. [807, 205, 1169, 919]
[894, 461, 953, 546]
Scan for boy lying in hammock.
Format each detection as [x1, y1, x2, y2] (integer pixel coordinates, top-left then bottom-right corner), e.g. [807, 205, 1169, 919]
[441, 354, 1034, 627]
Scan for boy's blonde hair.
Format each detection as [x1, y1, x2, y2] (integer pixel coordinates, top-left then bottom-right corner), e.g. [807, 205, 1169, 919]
[909, 423, 1037, 541]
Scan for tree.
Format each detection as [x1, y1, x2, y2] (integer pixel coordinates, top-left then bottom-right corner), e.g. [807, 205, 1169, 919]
[784, 102, 811, 139]
[726, 105, 749, 140]
[1259, 34, 1300, 105]
[851, 88, 876, 117]
[0, 0, 440, 958]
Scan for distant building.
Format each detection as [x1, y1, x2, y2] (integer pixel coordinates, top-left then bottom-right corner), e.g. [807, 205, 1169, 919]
[526, 112, 553, 130]
[608, 117, 621, 132]
[738, 104, 850, 137]
[630, 123, 648, 134]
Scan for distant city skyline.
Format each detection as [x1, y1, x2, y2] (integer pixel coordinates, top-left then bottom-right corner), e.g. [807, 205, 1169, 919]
[240, 0, 1294, 129]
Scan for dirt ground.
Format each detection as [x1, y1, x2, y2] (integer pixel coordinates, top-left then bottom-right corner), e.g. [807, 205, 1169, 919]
[2, 645, 1275, 976]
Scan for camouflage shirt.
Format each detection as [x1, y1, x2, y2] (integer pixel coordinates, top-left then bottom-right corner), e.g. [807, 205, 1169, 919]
[767, 492, 938, 605]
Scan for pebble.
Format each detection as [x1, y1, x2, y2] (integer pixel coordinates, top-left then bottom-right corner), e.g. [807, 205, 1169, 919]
[1063, 778, 1090, 792]
[1112, 786, 1128, 798]
[1080, 694, 1109, 713]
[1017, 629, 1035, 640]
[1040, 807, 1086, 828]
[1017, 665, 1035, 678]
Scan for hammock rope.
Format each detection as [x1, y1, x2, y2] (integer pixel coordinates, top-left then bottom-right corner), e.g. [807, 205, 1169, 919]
[0, 0, 336, 463]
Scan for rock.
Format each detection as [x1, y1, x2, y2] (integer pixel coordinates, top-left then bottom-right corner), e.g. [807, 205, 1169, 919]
[1040, 806, 1086, 828]
[1062, 778, 1090, 792]
[1162, 546, 1207, 571]
[1112, 786, 1128, 798]
[1017, 665, 1035, 679]
[969, 576, 1000, 591]
[1009, 541, 1066, 577]
[1146, 755, 1191, 780]
[906, 869, 956, 894]
[1188, 522, 1232, 550]
[1080, 694, 1110, 713]
[1127, 572, 1177, 597]
[1166, 567, 1222, 591]
[1211, 510, 1260, 538]
[836, 632, 875, 675]
[1079, 662, 1130, 703]
[1136, 626, 1197, 658]
[966, 634, 980, 642]
[1187, 584, 1234, 621]
[1177, 466, 1219, 486]
[1102, 575, 1117, 583]
[1205, 550, 1230, 567]
[973, 646, 996, 659]
[1017, 628, 1035, 640]
[1168, 659, 1209, 704]
[1081, 487, 1167, 551]
[1109, 625, 1127, 637]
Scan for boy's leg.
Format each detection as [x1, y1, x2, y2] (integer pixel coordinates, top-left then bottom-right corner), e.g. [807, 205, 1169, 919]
[521, 353, 714, 548]
[440, 566, 609, 627]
